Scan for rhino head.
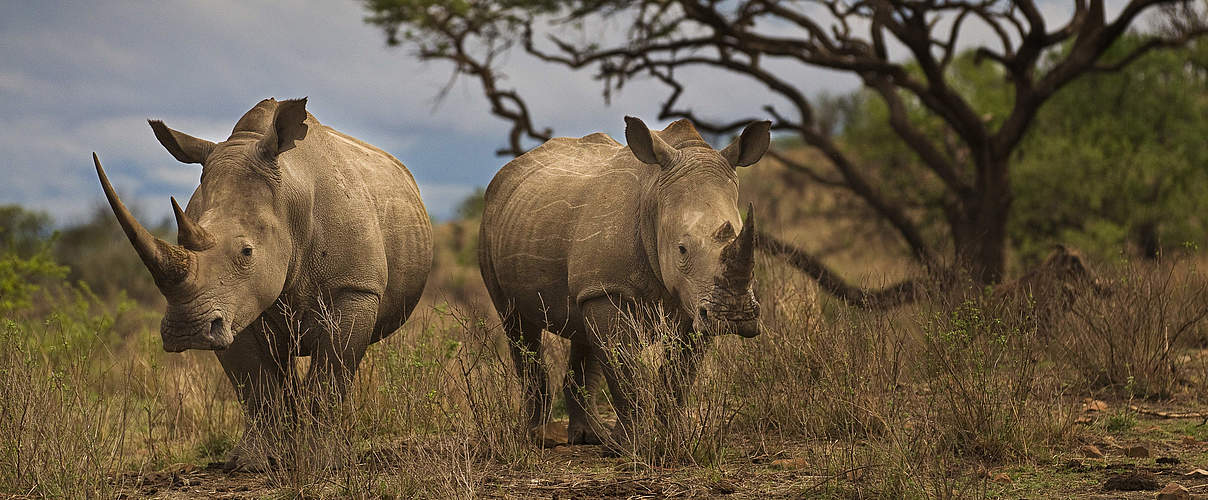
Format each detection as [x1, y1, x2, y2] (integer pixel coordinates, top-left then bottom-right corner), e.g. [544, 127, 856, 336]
[94, 98, 309, 352]
[625, 117, 770, 338]
[1044, 244, 1109, 297]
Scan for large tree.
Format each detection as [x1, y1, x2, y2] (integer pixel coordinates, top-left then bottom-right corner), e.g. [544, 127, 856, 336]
[837, 37, 1208, 263]
[362, 0, 1207, 297]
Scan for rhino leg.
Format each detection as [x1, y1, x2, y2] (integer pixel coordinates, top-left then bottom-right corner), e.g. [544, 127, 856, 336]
[216, 321, 297, 471]
[658, 330, 711, 414]
[581, 298, 640, 450]
[564, 333, 606, 445]
[293, 291, 379, 469]
[303, 291, 377, 402]
[504, 312, 555, 445]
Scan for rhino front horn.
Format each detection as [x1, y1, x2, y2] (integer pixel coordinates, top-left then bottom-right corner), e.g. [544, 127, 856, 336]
[720, 204, 756, 288]
[94, 153, 192, 288]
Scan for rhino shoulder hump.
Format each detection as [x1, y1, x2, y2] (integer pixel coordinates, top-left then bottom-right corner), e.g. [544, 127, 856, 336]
[578, 132, 621, 147]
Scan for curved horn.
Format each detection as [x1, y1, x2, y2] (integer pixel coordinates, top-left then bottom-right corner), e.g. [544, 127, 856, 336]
[171, 197, 215, 251]
[720, 204, 756, 288]
[94, 153, 191, 288]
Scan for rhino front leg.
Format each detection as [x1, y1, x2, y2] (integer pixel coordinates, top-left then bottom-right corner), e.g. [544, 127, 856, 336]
[294, 291, 378, 469]
[564, 332, 607, 445]
[658, 330, 711, 414]
[216, 320, 297, 471]
[581, 298, 641, 450]
[304, 291, 378, 406]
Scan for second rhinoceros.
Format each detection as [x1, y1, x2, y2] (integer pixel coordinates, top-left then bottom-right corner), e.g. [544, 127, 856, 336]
[94, 98, 432, 469]
[479, 116, 769, 445]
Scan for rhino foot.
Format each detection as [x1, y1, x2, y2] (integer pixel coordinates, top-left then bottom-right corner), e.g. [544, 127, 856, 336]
[601, 424, 636, 456]
[567, 421, 603, 445]
[224, 431, 285, 472]
[224, 448, 279, 472]
[527, 422, 568, 448]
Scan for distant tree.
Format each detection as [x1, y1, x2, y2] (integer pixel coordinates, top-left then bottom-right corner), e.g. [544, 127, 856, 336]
[456, 187, 487, 220]
[363, 0, 1208, 299]
[0, 205, 66, 315]
[0, 205, 55, 257]
[1011, 37, 1208, 260]
[839, 36, 1208, 263]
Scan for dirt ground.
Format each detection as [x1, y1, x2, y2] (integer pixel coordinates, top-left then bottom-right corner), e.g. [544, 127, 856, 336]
[107, 407, 1208, 500]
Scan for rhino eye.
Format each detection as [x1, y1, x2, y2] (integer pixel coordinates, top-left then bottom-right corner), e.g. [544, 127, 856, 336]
[678, 245, 687, 255]
[241, 246, 253, 257]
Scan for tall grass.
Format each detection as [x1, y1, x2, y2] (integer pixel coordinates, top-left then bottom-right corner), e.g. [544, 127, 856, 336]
[1061, 258, 1208, 397]
[1, 233, 1206, 497]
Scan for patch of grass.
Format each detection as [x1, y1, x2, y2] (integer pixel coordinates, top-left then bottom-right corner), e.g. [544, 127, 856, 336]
[1102, 410, 1139, 433]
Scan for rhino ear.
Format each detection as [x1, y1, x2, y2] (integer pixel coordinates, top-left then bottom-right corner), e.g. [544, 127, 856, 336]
[148, 120, 215, 165]
[624, 116, 676, 167]
[721, 120, 771, 167]
[259, 97, 309, 159]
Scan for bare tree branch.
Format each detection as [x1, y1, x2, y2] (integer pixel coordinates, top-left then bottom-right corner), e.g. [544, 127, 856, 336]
[765, 149, 846, 188]
[365, 0, 1208, 289]
[757, 230, 922, 310]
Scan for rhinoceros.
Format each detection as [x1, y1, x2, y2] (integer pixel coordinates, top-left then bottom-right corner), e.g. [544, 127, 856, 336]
[479, 116, 769, 446]
[93, 98, 433, 469]
[996, 244, 1108, 338]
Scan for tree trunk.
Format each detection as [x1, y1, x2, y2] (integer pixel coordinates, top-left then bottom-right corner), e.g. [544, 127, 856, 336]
[952, 158, 1012, 285]
[1134, 220, 1160, 260]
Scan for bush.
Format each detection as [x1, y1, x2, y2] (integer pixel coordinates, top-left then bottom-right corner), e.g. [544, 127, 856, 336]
[1061, 258, 1208, 397]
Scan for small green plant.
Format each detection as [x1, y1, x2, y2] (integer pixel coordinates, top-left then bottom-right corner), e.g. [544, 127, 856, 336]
[1102, 410, 1138, 433]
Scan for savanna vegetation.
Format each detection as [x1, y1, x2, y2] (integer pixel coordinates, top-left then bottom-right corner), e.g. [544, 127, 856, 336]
[4, 2, 1208, 499]
[4, 134, 1208, 499]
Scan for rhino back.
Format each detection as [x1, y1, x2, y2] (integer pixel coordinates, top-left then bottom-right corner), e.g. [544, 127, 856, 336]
[283, 117, 432, 337]
[481, 132, 658, 333]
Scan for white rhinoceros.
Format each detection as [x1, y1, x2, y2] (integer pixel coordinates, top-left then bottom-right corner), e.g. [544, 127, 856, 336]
[94, 98, 432, 469]
[479, 116, 769, 445]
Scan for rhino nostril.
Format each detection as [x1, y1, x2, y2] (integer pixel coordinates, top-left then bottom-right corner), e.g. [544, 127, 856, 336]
[209, 317, 224, 338]
[698, 307, 709, 320]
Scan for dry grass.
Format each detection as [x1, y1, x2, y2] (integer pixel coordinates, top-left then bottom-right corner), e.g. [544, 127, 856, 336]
[1, 214, 1207, 498]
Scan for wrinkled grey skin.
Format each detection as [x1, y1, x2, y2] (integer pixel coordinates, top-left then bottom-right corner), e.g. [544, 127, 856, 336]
[94, 98, 432, 469]
[479, 117, 769, 446]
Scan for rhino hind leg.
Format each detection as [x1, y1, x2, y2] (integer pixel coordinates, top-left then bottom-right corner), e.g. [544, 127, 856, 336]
[505, 312, 556, 446]
[564, 333, 606, 445]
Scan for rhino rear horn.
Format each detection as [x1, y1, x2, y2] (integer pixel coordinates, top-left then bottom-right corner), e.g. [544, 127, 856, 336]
[171, 197, 215, 251]
[720, 205, 757, 288]
[94, 153, 192, 289]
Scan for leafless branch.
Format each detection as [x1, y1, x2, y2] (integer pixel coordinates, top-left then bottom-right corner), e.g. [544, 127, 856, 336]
[366, 0, 1208, 288]
[757, 231, 922, 310]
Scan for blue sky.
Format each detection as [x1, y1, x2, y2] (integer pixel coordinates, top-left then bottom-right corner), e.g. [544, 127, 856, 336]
[1, 1, 1112, 223]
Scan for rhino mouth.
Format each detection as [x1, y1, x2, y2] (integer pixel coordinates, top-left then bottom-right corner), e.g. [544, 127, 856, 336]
[161, 311, 234, 352]
[696, 293, 761, 338]
[698, 310, 760, 338]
